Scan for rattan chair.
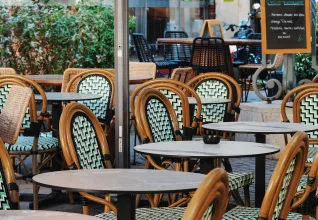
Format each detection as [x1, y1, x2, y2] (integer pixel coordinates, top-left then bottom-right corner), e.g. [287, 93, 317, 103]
[186, 74, 233, 125]
[293, 88, 318, 168]
[0, 75, 59, 210]
[97, 168, 229, 220]
[191, 37, 228, 74]
[65, 69, 115, 134]
[223, 131, 310, 220]
[0, 138, 19, 210]
[129, 62, 156, 94]
[62, 68, 115, 92]
[164, 31, 192, 67]
[312, 75, 318, 83]
[0, 68, 17, 75]
[171, 67, 196, 84]
[132, 33, 178, 77]
[133, 88, 250, 207]
[294, 152, 318, 219]
[59, 102, 116, 215]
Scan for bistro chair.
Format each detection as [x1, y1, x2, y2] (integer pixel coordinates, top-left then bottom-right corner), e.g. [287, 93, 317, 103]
[0, 68, 17, 75]
[293, 88, 318, 168]
[134, 88, 252, 207]
[62, 68, 115, 92]
[129, 62, 156, 94]
[65, 69, 115, 134]
[59, 102, 117, 215]
[171, 67, 196, 84]
[223, 131, 310, 219]
[0, 138, 19, 210]
[0, 75, 59, 209]
[164, 31, 192, 67]
[294, 152, 318, 219]
[187, 73, 233, 126]
[191, 37, 228, 74]
[130, 79, 202, 165]
[132, 33, 178, 77]
[97, 168, 229, 220]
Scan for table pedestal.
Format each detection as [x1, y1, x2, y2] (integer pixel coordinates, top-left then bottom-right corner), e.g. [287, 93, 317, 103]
[200, 159, 215, 174]
[255, 134, 266, 208]
[117, 194, 136, 220]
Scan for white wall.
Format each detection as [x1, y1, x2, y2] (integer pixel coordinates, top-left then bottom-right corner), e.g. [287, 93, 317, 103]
[215, 0, 250, 38]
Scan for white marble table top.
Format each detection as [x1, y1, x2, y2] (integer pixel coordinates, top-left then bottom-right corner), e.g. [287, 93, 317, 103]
[35, 92, 102, 101]
[0, 210, 98, 220]
[203, 121, 318, 134]
[135, 140, 279, 158]
[187, 97, 231, 105]
[33, 169, 205, 194]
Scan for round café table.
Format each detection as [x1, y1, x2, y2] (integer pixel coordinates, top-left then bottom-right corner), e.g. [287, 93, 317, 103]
[26, 74, 152, 86]
[202, 121, 318, 207]
[0, 210, 99, 220]
[135, 140, 279, 208]
[33, 169, 205, 220]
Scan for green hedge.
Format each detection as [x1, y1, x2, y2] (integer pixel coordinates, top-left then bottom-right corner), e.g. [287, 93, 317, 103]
[0, 2, 135, 75]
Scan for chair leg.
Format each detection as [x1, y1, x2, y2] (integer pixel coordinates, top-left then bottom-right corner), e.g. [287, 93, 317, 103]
[82, 197, 89, 215]
[32, 139, 39, 210]
[243, 185, 251, 207]
[68, 192, 75, 205]
[231, 189, 245, 206]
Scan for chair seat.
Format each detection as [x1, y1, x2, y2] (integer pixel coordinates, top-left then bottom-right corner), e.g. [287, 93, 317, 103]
[222, 206, 315, 220]
[5, 134, 58, 152]
[228, 172, 254, 191]
[96, 207, 185, 220]
[297, 175, 318, 195]
[306, 147, 318, 164]
[155, 61, 178, 69]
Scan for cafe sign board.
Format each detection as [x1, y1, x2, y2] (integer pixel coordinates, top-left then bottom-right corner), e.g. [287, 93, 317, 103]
[261, 0, 311, 54]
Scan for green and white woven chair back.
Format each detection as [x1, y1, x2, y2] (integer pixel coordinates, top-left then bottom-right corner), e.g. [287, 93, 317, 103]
[300, 94, 318, 148]
[145, 96, 176, 142]
[0, 159, 12, 210]
[194, 79, 229, 123]
[77, 74, 112, 121]
[159, 89, 183, 130]
[70, 112, 105, 169]
[0, 85, 31, 128]
[272, 158, 296, 219]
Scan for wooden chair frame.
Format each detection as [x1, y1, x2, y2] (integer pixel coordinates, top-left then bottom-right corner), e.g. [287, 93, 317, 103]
[65, 70, 115, 135]
[0, 74, 57, 210]
[183, 168, 229, 220]
[62, 68, 114, 92]
[281, 83, 318, 123]
[258, 132, 308, 219]
[0, 138, 20, 210]
[186, 73, 233, 135]
[312, 75, 318, 83]
[59, 102, 116, 215]
[130, 79, 202, 129]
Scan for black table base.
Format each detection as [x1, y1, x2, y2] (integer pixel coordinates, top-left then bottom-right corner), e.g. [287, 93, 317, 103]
[255, 133, 266, 208]
[117, 194, 136, 220]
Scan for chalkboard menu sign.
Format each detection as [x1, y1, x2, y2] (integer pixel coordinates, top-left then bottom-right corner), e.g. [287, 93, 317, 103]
[261, 0, 311, 54]
[200, 20, 224, 38]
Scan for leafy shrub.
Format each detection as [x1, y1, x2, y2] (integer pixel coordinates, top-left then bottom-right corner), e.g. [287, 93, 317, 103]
[0, 1, 136, 75]
[295, 53, 317, 80]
